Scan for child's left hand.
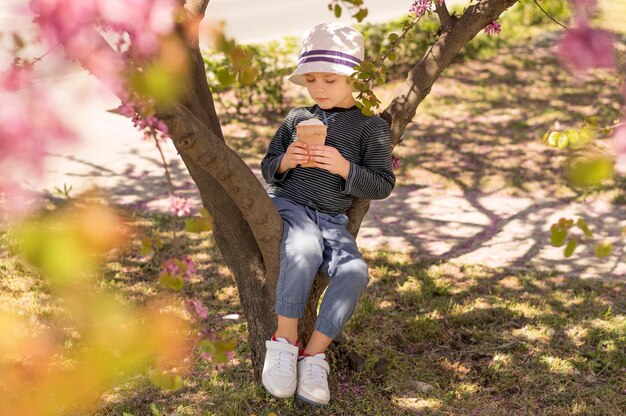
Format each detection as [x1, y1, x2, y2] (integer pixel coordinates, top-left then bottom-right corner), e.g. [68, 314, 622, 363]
[308, 145, 350, 179]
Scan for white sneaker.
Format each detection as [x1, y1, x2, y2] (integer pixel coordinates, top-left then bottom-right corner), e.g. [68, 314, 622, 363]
[296, 353, 331, 405]
[262, 337, 299, 398]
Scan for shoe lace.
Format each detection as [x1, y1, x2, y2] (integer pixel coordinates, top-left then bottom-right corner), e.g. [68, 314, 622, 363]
[274, 350, 295, 373]
[306, 361, 328, 385]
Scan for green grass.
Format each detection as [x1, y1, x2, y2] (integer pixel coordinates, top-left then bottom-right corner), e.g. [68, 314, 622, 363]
[2, 216, 624, 415]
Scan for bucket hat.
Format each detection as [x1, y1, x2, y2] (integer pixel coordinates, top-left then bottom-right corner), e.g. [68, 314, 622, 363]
[288, 23, 365, 86]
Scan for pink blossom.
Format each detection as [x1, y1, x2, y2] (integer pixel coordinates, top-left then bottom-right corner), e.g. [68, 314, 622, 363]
[185, 299, 208, 320]
[31, 0, 179, 56]
[1, 64, 32, 91]
[169, 196, 193, 217]
[571, 0, 598, 24]
[409, 0, 430, 17]
[392, 155, 401, 170]
[162, 258, 181, 276]
[484, 21, 502, 36]
[181, 255, 196, 280]
[614, 123, 626, 175]
[556, 24, 616, 76]
[0, 71, 76, 176]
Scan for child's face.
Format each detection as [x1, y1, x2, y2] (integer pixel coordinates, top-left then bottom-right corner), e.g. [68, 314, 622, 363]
[303, 72, 355, 110]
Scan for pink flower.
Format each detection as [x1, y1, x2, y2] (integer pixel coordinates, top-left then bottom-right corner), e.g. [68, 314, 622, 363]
[409, 0, 430, 17]
[392, 155, 401, 170]
[484, 21, 502, 36]
[162, 258, 181, 276]
[556, 24, 616, 76]
[181, 255, 196, 280]
[185, 299, 208, 320]
[614, 123, 626, 175]
[571, 0, 598, 24]
[169, 196, 193, 217]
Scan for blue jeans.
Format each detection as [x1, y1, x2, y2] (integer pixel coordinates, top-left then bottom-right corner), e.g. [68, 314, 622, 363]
[270, 196, 369, 339]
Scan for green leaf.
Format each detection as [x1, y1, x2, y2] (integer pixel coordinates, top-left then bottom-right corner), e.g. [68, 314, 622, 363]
[200, 339, 216, 354]
[141, 237, 154, 257]
[556, 132, 569, 149]
[576, 218, 593, 237]
[568, 154, 614, 188]
[354, 8, 368, 22]
[158, 272, 184, 291]
[334, 4, 342, 18]
[238, 65, 259, 85]
[566, 129, 580, 147]
[550, 226, 568, 247]
[585, 116, 599, 128]
[216, 68, 237, 86]
[564, 240, 577, 258]
[594, 241, 612, 258]
[388, 33, 399, 43]
[149, 371, 183, 392]
[546, 131, 560, 148]
[185, 217, 212, 233]
[150, 403, 162, 416]
[388, 52, 397, 62]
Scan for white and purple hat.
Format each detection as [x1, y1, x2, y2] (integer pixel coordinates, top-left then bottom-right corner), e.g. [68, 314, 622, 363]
[288, 23, 365, 86]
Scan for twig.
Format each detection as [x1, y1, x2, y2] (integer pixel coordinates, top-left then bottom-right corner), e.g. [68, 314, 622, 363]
[533, 0, 568, 29]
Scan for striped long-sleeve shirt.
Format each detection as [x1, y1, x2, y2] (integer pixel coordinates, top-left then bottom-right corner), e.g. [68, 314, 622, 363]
[261, 104, 396, 215]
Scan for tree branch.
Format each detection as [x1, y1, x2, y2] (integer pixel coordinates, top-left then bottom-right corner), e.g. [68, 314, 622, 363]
[435, 0, 455, 31]
[162, 102, 283, 285]
[533, 0, 567, 29]
[184, 0, 211, 17]
[384, 0, 519, 145]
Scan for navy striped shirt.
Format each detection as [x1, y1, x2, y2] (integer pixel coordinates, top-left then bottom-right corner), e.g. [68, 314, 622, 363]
[261, 104, 396, 215]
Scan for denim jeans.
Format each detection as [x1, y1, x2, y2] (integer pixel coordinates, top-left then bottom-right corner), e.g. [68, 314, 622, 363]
[270, 195, 369, 339]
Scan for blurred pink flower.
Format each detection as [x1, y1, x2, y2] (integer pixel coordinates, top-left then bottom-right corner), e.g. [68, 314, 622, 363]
[392, 155, 401, 170]
[185, 299, 208, 320]
[614, 122, 626, 175]
[169, 196, 193, 217]
[181, 255, 196, 280]
[556, 24, 615, 76]
[409, 0, 430, 17]
[484, 21, 502, 36]
[31, 0, 179, 58]
[0, 70, 76, 176]
[571, 0, 598, 24]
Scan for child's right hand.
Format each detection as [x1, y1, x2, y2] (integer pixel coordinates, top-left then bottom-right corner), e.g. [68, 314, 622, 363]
[279, 141, 310, 172]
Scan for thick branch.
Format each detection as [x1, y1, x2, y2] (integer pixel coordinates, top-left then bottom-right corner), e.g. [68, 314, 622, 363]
[385, 0, 519, 145]
[184, 0, 211, 16]
[161, 102, 283, 285]
[435, 0, 455, 31]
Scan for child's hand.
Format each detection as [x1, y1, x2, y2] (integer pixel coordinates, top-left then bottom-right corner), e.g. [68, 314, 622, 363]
[279, 141, 310, 172]
[308, 145, 350, 179]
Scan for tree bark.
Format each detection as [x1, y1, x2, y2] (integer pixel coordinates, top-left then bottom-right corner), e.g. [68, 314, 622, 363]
[77, 0, 521, 380]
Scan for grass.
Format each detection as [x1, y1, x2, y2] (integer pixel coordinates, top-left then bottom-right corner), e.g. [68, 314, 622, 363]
[1, 208, 624, 416]
[2, 1, 626, 415]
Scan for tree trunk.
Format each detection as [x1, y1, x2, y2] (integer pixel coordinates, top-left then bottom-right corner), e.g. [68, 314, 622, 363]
[78, 0, 521, 381]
